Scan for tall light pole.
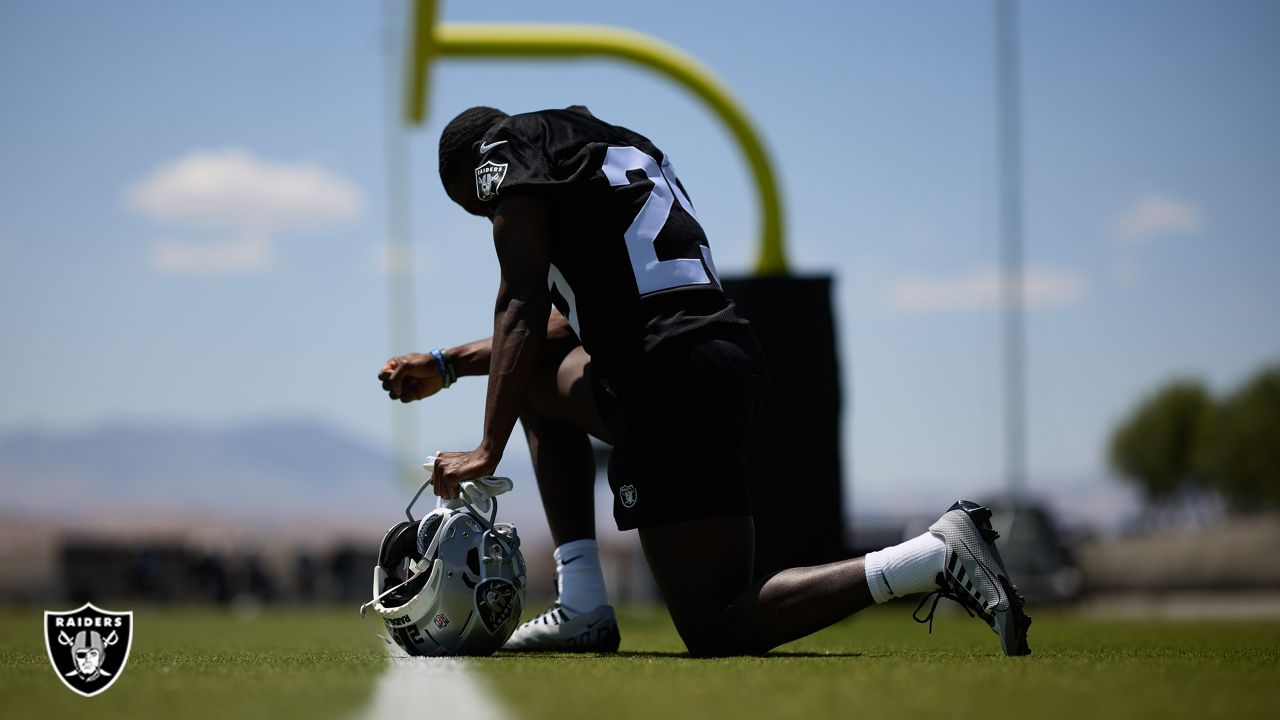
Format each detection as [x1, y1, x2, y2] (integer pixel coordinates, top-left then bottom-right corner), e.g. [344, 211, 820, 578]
[996, 0, 1027, 495]
[384, 0, 417, 486]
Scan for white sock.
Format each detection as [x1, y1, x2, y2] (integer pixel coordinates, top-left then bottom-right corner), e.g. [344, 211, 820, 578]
[864, 532, 946, 604]
[554, 539, 609, 613]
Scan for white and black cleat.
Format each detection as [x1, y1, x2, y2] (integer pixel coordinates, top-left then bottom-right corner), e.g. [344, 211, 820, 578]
[918, 500, 1032, 656]
[501, 603, 621, 653]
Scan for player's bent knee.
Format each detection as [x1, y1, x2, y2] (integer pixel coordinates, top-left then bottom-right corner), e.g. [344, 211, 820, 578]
[677, 619, 769, 658]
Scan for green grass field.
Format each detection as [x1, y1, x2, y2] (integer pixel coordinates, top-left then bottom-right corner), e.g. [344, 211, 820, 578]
[2, 604, 1278, 720]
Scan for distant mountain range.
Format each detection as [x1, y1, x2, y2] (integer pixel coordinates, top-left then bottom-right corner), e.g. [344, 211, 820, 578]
[0, 419, 1143, 542]
[0, 419, 407, 531]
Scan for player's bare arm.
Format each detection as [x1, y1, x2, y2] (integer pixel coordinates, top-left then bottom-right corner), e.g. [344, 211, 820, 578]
[377, 309, 574, 403]
[429, 194, 553, 499]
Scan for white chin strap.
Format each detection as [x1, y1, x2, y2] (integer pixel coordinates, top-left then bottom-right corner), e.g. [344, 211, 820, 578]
[359, 571, 411, 618]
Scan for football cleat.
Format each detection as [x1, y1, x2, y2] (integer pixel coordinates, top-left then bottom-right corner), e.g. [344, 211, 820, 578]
[501, 603, 621, 653]
[916, 500, 1032, 656]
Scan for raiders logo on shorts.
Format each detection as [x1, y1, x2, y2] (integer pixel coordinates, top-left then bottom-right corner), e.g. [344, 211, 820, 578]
[620, 484, 638, 508]
[44, 603, 134, 697]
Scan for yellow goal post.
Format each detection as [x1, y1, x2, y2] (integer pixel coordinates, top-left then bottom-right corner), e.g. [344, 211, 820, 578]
[404, 0, 789, 276]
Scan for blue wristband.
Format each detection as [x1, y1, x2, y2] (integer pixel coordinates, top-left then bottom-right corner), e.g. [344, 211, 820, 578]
[430, 349, 456, 388]
[443, 350, 457, 386]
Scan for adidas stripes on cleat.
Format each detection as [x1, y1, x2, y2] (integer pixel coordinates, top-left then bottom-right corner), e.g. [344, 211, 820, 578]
[918, 500, 1032, 656]
[501, 603, 621, 653]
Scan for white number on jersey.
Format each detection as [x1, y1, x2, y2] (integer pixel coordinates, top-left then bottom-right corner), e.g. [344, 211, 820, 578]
[601, 146, 721, 296]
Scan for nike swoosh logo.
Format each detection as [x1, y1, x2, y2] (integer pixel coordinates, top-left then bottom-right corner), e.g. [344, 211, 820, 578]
[479, 140, 508, 153]
[560, 555, 583, 566]
[587, 618, 604, 628]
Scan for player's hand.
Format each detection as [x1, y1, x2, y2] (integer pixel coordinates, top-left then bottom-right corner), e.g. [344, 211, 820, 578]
[430, 449, 498, 500]
[378, 353, 444, 403]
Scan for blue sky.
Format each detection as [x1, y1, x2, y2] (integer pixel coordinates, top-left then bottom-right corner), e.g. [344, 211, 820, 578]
[2, 0, 1278, 518]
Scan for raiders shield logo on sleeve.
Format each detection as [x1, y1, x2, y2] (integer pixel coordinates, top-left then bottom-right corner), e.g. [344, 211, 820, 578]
[44, 603, 134, 697]
[475, 160, 508, 202]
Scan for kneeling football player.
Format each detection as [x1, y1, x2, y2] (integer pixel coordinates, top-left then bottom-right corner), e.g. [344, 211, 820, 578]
[378, 106, 1031, 657]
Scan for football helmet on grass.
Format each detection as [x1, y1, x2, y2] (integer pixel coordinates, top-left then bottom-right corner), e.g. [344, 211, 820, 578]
[361, 461, 526, 656]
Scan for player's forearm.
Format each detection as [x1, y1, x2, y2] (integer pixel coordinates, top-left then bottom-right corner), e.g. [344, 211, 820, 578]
[448, 311, 575, 378]
[477, 294, 549, 464]
[447, 337, 492, 377]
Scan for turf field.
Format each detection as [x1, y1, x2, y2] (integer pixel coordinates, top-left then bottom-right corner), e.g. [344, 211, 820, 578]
[1, 603, 1277, 719]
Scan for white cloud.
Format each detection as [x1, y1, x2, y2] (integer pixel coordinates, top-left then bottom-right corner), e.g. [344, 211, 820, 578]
[127, 148, 361, 273]
[129, 149, 360, 231]
[1110, 192, 1202, 245]
[885, 266, 1086, 313]
[150, 235, 271, 274]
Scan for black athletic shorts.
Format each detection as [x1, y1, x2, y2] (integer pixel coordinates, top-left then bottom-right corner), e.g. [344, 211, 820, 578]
[591, 325, 768, 530]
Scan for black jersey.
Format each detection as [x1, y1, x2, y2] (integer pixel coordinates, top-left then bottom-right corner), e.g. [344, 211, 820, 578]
[474, 106, 748, 383]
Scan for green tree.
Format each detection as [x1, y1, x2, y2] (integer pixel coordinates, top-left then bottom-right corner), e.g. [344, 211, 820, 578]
[1109, 380, 1214, 500]
[1201, 365, 1280, 509]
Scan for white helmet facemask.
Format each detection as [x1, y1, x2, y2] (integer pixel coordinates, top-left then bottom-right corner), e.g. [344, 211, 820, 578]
[360, 456, 526, 657]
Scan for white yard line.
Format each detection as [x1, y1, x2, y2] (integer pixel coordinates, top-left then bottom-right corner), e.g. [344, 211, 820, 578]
[358, 655, 510, 720]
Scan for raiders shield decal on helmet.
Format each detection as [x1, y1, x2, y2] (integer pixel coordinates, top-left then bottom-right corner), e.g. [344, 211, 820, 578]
[475, 160, 508, 201]
[475, 579, 518, 634]
[44, 603, 133, 697]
